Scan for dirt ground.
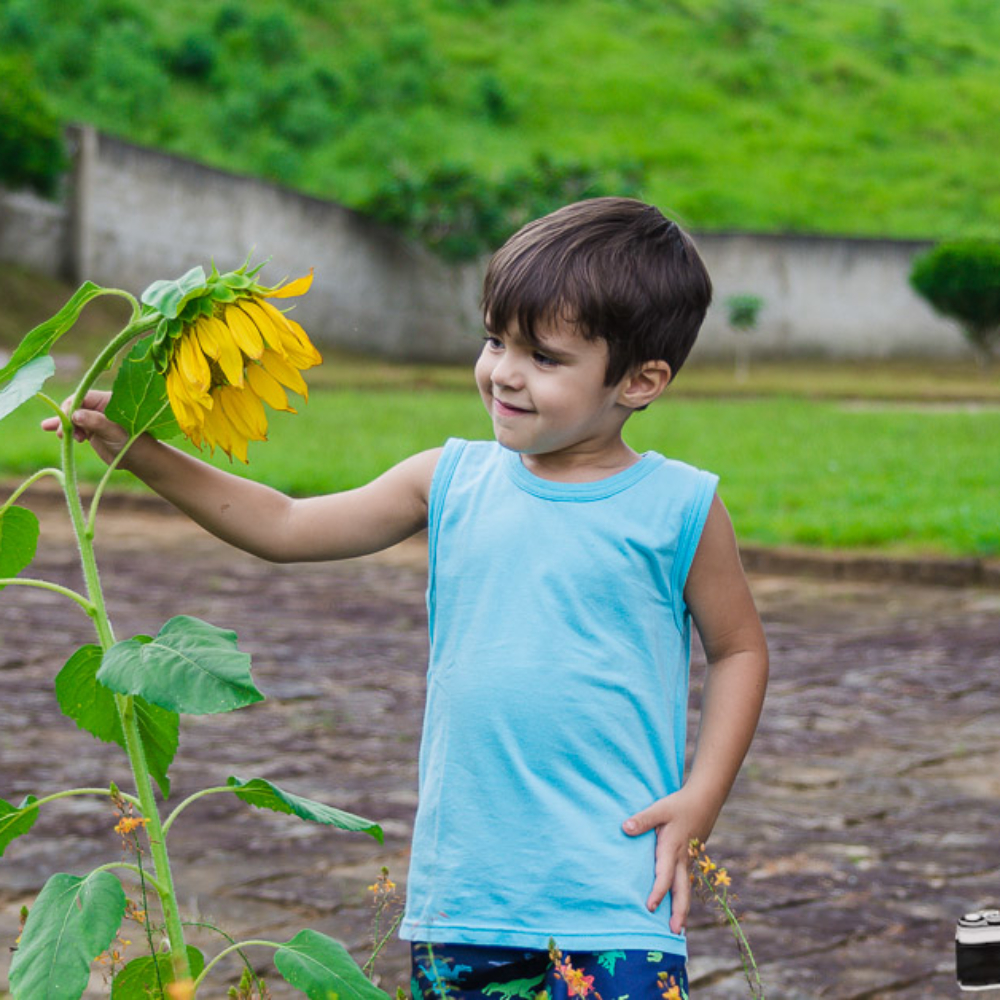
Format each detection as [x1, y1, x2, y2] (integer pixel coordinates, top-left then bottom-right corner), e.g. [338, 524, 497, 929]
[1, 492, 999, 999]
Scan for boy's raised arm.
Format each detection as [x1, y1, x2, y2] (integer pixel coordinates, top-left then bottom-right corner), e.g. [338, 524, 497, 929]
[47, 391, 439, 563]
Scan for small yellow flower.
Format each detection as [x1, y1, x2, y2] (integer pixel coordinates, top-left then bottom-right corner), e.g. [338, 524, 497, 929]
[144, 259, 321, 463]
[698, 856, 716, 875]
[114, 816, 149, 836]
[713, 869, 732, 888]
[368, 868, 397, 895]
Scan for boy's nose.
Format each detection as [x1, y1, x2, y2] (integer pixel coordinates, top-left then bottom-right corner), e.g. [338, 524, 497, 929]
[490, 353, 525, 390]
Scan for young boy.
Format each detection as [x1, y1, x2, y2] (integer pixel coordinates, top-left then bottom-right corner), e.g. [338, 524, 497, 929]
[55, 198, 768, 999]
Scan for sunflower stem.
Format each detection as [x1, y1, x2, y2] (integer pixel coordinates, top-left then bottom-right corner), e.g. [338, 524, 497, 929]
[58, 315, 193, 984]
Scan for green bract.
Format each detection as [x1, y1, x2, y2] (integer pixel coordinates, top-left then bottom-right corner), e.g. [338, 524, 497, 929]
[140, 256, 270, 373]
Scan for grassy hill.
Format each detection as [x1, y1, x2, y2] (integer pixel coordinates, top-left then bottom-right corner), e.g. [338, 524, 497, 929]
[3, 0, 1000, 247]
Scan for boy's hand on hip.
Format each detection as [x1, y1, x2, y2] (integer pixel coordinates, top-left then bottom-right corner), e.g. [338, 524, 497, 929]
[623, 787, 714, 934]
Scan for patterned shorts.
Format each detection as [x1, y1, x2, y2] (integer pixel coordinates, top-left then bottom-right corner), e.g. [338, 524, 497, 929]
[409, 942, 689, 1000]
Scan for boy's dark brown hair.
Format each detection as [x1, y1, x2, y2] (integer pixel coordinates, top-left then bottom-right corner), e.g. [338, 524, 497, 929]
[482, 197, 712, 385]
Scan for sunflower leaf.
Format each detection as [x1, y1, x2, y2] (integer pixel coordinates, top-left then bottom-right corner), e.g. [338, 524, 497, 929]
[56, 644, 179, 798]
[0, 355, 56, 422]
[107, 338, 181, 441]
[275, 929, 390, 1000]
[227, 776, 383, 842]
[141, 266, 207, 320]
[97, 615, 264, 716]
[110, 946, 205, 998]
[0, 795, 39, 858]
[0, 505, 40, 588]
[0, 281, 105, 382]
[9, 871, 126, 1000]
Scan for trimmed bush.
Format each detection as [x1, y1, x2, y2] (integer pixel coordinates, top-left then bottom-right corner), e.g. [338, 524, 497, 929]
[910, 240, 1000, 361]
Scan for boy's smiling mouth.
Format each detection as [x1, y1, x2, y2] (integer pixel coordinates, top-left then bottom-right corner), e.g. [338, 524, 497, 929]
[492, 396, 533, 417]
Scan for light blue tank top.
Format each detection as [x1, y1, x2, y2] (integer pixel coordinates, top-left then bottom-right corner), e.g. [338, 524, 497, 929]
[400, 439, 719, 955]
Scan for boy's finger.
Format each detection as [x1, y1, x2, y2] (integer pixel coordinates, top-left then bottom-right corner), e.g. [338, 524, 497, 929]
[669, 859, 691, 935]
[646, 869, 670, 913]
[623, 803, 670, 836]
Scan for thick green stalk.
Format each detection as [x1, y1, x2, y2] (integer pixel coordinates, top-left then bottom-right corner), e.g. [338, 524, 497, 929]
[116, 693, 192, 983]
[59, 316, 193, 985]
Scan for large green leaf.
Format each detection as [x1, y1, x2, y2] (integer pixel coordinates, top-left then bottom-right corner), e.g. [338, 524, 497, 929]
[0, 281, 105, 382]
[106, 338, 181, 440]
[227, 776, 383, 843]
[8, 870, 126, 1000]
[0, 795, 38, 858]
[141, 266, 207, 320]
[0, 505, 40, 587]
[55, 644, 179, 799]
[110, 946, 204, 999]
[97, 615, 264, 716]
[275, 929, 391, 1000]
[0, 355, 56, 421]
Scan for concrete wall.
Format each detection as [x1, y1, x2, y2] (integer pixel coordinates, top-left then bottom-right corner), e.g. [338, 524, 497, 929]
[694, 230, 962, 360]
[0, 126, 970, 365]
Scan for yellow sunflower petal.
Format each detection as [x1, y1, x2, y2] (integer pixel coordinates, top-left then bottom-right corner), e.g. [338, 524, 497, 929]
[237, 299, 288, 359]
[176, 333, 211, 393]
[250, 299, 323, 368]
[276, 319, 322, 369]
[192, 315, 221, 360]
[205, 315, 245, 386]
[264, 270, 313, 299]
[246, 362, 295, 412]
[165, 365, 209, 436]
[218, 383, 268, 441]
[201, 390, 243, 461]
[260, 349, 309, 399]
[222, 304, 264, 360]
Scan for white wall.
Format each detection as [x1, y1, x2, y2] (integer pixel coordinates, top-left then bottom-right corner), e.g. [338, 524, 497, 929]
[694, 231, 963, 360]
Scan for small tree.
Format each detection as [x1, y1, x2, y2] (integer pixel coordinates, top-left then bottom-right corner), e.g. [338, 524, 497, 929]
[909, 240, 1000, 364]
[725, 293, 763, 381]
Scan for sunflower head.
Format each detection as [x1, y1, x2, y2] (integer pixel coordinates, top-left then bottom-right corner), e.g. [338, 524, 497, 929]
[141, 256, 322, 463]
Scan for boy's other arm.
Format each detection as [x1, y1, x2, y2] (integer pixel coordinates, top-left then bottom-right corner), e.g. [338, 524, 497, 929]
[623, 494, 769, 931]
[51, 392, 440, 562]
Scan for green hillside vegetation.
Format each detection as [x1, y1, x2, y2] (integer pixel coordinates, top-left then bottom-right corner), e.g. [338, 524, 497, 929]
[2, 0, 1000, 255]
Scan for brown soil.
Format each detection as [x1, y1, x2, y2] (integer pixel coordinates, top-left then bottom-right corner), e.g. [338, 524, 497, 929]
[2, 493, 999, 999]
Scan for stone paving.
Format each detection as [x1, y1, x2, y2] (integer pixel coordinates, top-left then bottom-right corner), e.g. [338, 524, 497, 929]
[1, 494, 999, 999]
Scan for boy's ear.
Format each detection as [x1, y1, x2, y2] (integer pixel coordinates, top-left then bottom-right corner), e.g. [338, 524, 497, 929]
[618, 360, 672, 410]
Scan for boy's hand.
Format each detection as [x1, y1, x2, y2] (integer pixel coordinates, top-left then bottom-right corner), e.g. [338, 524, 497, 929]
[622, 786, 715, 934]
[40, 390, 130, 466]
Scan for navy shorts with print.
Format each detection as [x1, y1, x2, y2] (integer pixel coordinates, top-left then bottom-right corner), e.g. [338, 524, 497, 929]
[410, 942, 689, 1000]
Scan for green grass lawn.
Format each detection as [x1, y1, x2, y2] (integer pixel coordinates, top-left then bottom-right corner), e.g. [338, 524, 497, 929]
[4, 368, 998, 558]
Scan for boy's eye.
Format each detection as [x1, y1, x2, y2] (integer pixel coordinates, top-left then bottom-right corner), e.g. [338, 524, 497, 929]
[533, 351, 559, 367]
[483, 335, 504, 350]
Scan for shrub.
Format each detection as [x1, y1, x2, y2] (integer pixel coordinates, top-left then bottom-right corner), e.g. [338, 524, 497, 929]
[168, 32, 219, 81]
[910, 239, 1000, 362]
[0, 56, 67, 198]
[726, 293, 764, 331]
[362, 157, 645, 261]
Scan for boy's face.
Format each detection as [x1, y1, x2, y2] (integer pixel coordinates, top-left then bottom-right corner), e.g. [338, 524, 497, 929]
[474, 319, 634, 461]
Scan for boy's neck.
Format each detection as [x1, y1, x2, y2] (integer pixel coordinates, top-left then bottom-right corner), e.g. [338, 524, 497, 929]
[518, 439, 641, 483]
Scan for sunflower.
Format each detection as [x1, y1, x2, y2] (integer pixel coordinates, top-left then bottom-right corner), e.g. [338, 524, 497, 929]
[142, 258, 322, 463]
